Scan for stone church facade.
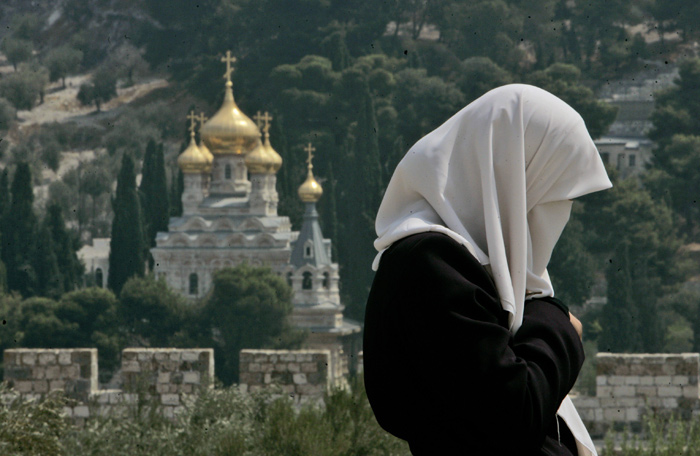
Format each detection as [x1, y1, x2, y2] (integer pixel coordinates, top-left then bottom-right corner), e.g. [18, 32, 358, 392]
[151, 53, 360, 379]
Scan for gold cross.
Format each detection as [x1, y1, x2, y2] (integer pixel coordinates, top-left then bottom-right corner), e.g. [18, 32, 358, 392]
[304, 143, 316, 168]
[221, 50, 236, 83]
[254, 111, 273, 132]
[186, 110, 198, 133]
[196, 112, 208, 128]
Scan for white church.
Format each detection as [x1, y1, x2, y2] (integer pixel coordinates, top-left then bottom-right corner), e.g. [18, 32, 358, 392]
[149, 52, 361, 377]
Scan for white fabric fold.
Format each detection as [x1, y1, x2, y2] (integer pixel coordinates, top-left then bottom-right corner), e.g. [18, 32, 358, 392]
[372, 84, 610, 455]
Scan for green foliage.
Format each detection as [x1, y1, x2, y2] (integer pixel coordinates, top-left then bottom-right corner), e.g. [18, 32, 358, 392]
[44, 46, 84, 88]
[119, 275, 189, 347]
[2, 163, 38, 297]
[8, 13, 42, 42]
[0, 98, 16, 130]
[0, 387, 69, 456]
[108, 154, 146, 295]
[604, 413, 700, 455]
[0, 70, 42, 111]
[201, 265, 305, 385]
[139, 140, 170, 248]
[58, 383, 410, 455]
[0, 37, 33, 70]
[77, 67, 118, 112]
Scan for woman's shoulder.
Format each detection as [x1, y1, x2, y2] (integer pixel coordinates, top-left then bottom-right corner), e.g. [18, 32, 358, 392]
[381, 232, 483, 273]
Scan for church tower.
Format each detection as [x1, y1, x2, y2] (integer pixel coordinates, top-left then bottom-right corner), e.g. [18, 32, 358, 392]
[177, 111, 213, 214]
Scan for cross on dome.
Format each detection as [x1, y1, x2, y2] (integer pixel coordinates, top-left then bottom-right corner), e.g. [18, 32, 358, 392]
[254, 111, 273, 133]
[304, 143, 316, 170]
[196, 112, 208, 128]
[186, 110, 198, 135]
[221, 50, 236, 84]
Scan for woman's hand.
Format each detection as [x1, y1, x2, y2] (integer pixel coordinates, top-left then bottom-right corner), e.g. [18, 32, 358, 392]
[569, 313, 583, 340]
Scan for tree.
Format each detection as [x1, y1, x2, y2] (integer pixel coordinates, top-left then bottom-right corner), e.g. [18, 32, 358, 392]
[201, 265, 305, 385]
[169, 168, 184, 217]
[459, 57, 513, 104]
[0, 98, 16, 131]
[33, 222, 62, 299]
[2, 163, 38, 297]
[139, 140, 170, 248]
[108, 154, 146, 295]
[0, 71, 42, 112]
[0, 38, 33, 70]
[118, 275, 189, 347]
[77, 67, 117, 112]
[583, 177, 687, 353]
[44, 45, 83, 88]
[45, 203, 83, 293]
[104, 43, 149, 87]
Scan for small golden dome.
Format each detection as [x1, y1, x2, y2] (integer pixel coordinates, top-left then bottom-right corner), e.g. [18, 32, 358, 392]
[198, 139, 214, 171]
[178, 133, 210, 174]
[244, 136, 271, 174]
[298, 143, 322, 202]
[264, 133, 283, 173]
[298, 169, 323, 202]
[200, 82, 260, 155]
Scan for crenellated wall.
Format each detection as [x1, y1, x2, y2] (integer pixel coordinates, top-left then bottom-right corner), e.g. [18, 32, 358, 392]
[572, 353, 700, 436]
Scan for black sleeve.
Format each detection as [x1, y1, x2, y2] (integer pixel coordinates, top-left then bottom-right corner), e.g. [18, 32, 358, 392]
[363, 233, 584, 454]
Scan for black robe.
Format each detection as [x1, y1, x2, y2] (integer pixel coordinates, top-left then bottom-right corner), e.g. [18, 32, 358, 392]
[363, 232, 584, 455]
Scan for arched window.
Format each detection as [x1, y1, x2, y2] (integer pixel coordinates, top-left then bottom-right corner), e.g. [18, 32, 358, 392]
[304, 240, 313, 259]
[225, 164, 232, 179]
[189, 273, 199, 295]
[95, 268, 103, 288]
[323, 272, 330, 289]
[287, 272, 293, 287]
[302, 272, 312, 290]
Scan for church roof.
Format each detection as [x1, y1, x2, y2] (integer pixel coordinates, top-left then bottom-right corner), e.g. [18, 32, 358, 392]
[290, 203, 331, 268]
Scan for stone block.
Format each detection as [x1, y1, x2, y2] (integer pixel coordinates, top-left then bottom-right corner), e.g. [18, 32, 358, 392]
[3, 350, 18, 366]
[22, 352, 38, 366]
[612, 386, 635, 397]
[672, 375, 690, 386]
[608, 376, 626, 385]
[683, 386, 699, 398]
[45, 365, 60, 380]
[63, 406, 73, 418]
[248, 363, 261, 372]
[639, 376, 655, 386]
[183, 371, 200, 384]
[58, 352, 72, 365]
[14, 381, 32, 393]
[169, 352, 181, 362]
[293, 373, 307, 385]
[182, 351, 199, 362]
[157, 372, 170, 384]
[603, 408, 626, 422]
[49, 380, 66, 391]
[137, 351, 153, 361]
[637, 386, 657, 397]
[662, 398, 678, 408]
[161, 394, 180, 406]
[287, 363, 300, 373]
[33, 380, 49, 393]
[626, 408, 640, 422]
[74, 405, 90, 418]
[156, 383, 170, 394]
[122, 361, 140, 373]
[38, 352, 57, 365]
[254, 355, 269, 363]
[596, 376, 607, 386]
[658, 386, 682, 397]
[624, 376, 641, 385]
[655, 376, 672, 386]
[61, 364, 80, 378]
[5, 366, 31, 380]
[260, 363, 274, 373]
[596, 386, 613, 398]
[32, 367, 46, 379]
[301, 363, 318, 373]
[182, 384, 193, 394]
[297, 384, 323, 395]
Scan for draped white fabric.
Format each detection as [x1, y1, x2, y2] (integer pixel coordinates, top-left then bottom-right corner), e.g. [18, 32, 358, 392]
[372, 84, 610, 455]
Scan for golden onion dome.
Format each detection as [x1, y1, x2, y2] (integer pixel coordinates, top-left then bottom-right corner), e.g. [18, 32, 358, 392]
[198, 139, 214, 171]
[264, 133, 283, 173]
[298, 166, 323, 203]
[178, 133, 210, 174]
[244, 135, 272, 174]
[200, 82, 260, 155]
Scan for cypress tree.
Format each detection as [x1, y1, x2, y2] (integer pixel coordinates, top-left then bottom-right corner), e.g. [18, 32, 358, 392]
[46, 203, 82, 292]
[108, 154, 145, 295]
[0, 168, 8, 293]
[34, 222, 62, 298]
[152, 144, 170, 234]
[169, 168, 184, 217]
[4, 163, 38, 297]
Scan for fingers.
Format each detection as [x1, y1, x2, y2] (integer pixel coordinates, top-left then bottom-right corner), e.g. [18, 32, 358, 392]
[569, 313, 583, 340]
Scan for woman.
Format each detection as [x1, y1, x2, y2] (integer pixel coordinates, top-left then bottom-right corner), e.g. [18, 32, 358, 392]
[363, 84, 611, 455]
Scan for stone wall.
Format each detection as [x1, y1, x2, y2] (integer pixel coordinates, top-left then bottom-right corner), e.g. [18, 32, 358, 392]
[3, 348, 214, 423]
[239, 349, 332, 403]
[573, 353, 700, 436]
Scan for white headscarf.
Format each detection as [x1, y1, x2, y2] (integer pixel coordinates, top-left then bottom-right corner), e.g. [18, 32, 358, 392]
[372, 84, 610, 456]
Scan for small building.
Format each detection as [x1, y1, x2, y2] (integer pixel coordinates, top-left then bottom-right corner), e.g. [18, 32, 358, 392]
[77, 238, 110, 288]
